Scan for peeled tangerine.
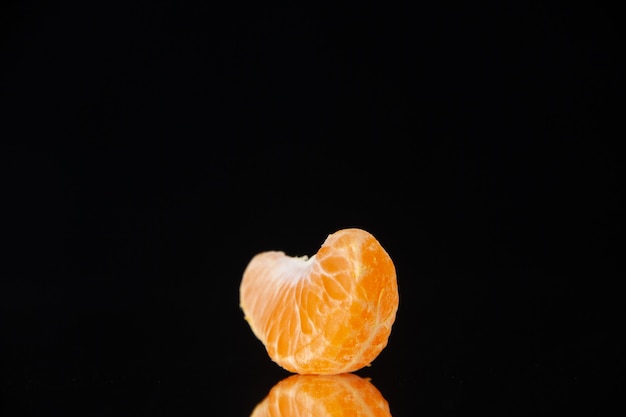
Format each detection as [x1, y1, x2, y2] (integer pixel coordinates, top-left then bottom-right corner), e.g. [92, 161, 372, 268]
[240, 228, 399, 374]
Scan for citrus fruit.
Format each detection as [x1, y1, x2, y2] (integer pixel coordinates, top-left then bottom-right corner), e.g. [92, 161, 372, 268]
[240, 228, 399, 374]
[251, 373, 392, 417]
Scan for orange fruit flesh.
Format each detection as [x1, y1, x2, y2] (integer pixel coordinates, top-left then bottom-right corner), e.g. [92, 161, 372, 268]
[251, 373, 392, 417]
[240, 228, 399, 374]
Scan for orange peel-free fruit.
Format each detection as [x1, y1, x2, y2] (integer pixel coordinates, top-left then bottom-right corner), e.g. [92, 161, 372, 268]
[240, 228, 399, 374]
[251, 373, 392, 416]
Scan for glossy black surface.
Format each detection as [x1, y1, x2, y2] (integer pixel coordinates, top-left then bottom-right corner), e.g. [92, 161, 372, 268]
[1, 1, 621, 415]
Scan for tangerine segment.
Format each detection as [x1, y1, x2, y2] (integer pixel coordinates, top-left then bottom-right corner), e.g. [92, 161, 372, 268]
[250, 373, 392, 417]
[240, 228, 399, 374]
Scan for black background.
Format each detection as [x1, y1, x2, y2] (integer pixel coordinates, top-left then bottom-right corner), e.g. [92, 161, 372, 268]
[1, 0, 622, 415]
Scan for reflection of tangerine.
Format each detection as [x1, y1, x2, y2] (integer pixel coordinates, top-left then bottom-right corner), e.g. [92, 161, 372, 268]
[240, 228, 399, 374]
[251, 373, 392, 417]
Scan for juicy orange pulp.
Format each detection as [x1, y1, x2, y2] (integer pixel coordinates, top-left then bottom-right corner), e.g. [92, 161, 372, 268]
[240, 228, 399, 374]
[251, 373, 392, 417]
